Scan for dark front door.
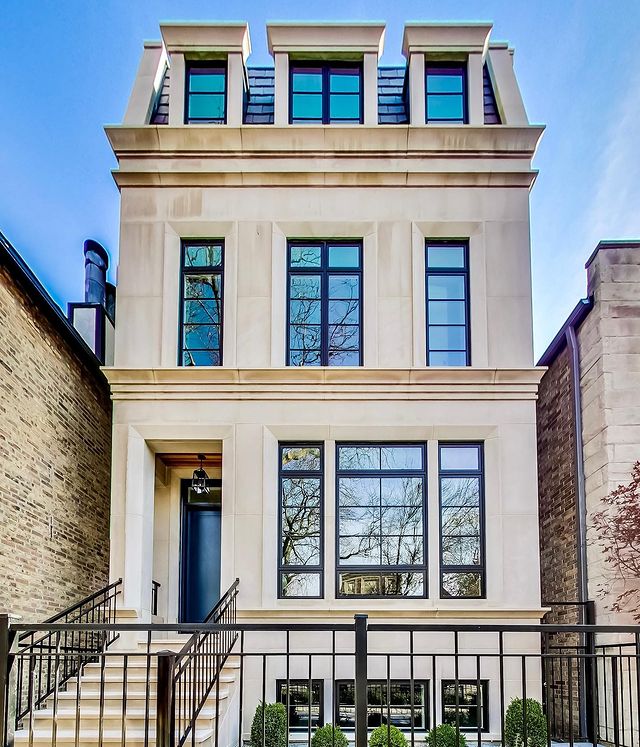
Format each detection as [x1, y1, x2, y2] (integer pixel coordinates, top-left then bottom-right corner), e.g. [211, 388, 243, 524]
[180, 479, 221, 623]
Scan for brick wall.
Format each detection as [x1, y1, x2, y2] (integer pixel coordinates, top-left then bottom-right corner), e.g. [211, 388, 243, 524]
[537, 344, 580, 625]
[0, 265, 112, 621]
[537, 344, 582, 738]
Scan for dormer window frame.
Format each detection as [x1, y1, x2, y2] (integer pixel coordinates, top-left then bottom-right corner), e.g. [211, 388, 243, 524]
[185, 59, 228, 125]
[425, 60, 468, 125]
[289, 61, 364, 125]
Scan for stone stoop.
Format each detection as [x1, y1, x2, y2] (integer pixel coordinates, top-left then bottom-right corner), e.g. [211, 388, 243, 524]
[13, 635, 241, 747]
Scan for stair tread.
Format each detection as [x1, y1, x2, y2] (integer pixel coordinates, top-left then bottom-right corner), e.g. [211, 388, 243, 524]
[32, 705, 219, 718]
[15, 726, 214, 739]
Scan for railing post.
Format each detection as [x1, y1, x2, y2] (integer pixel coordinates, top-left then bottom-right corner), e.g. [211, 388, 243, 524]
[0, 614, 18, 747]
[583, 601, 597, 746]
[354, 614, 368, 747]
[157, 651, 176, 747]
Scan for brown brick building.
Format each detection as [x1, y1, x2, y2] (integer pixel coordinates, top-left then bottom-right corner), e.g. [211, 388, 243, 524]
[0, 231, 113, 621]
[538, 240, 640, 626]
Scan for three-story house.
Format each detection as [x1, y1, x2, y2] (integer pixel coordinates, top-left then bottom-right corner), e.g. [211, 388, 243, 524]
[103, 19, 545, 742]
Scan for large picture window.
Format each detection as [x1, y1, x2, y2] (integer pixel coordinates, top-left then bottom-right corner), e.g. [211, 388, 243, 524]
[290, 64, 362, 124]
[336, 444, 427, 598]
[278, 444, 324, 598]
[276, 680, 323, 732]
[185, 63, 227, 123]
[426, 64, 467, 124]
[439, 443, 485, 598]
[426, 241, 470, 366]
[179, 241, 224, 366]
[287, 240, 362, 366]
[336, 680, 429, 731]
[442, 681, 489, 732]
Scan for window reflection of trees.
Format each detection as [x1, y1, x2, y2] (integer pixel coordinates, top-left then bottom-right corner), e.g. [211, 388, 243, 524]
[181, 243, 223, 366]
[336, 445, 426, 597]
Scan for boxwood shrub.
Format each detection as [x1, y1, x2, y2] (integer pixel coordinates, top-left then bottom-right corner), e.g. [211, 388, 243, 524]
[312, 724, 350, 747]
[426, 723, 467, 747]
[250, 702, 287, 747]
[369, 724, 408, 747]
[504, 698, 547, 747]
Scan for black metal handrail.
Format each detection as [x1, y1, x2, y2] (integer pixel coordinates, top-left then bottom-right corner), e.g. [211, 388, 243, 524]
[1, 611, 640, 747]
[14, 578, 121, 725]
[152, 580, 161, 617]
[168, 578, 240, 747]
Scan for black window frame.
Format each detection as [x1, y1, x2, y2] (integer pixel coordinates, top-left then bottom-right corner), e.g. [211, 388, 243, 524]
[178, 239, 224, 367]
[286, 239, 363, 367]
[441, 680, 489, 733]
[185, 60, 228, 124]
[289, 62, 364, 124]
[278, 442, 325, 599]
[335, 442, 428, 599]
[425, 62, 468, 125]
[276, 679, 324, 733]
[334, 679, 430, 732]
[438, 442, 486, 600]
[425, 240, 471, 367]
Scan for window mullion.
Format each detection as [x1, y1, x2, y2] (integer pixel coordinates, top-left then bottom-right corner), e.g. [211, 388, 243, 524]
[323, 65, 329, 124]
[321, 242, 329, 365]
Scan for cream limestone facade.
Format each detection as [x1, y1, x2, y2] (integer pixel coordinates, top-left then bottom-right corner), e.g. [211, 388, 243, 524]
[104, 21, 545, 640]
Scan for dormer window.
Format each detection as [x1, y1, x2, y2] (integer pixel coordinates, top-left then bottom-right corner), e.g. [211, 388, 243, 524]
[185, 63, 227, 124]
[425, 63, 467, 124]
[290, 63, 362, 124]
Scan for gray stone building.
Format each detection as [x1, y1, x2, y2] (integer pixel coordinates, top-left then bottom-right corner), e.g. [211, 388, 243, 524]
[538, 240, 640, 626]
[0, 231, 113, 620]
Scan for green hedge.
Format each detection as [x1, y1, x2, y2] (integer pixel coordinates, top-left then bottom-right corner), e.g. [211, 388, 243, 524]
[504, 698, 547, 747]
[250, 702, 287, 747]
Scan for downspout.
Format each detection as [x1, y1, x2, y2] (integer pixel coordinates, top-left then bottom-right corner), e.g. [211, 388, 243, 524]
[565, 324, 589, 738]
[565, 325, 589, 609]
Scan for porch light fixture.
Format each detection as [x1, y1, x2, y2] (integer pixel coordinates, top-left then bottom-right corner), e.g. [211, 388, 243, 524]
[191, 454, 210, 494]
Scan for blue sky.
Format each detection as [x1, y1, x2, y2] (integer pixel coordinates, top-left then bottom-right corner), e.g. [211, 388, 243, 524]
[2, 0, 639, 357]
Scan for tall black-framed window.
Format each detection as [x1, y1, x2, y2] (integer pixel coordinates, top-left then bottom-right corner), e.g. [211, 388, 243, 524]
[336, 680, 430, 731]
[179, 241, 224, 366]
[290, 63, 363, 124]
[185, 62, 227, 123]
[336, 443, 427, 598]
[278, 443, 324, 598]
[426, 63, 467, 124]
[441, 681, 489, 732]
[276, 680, 323, 732]
[426, 241, 470, 366]
[287, 240, 362, 366]
[439, 443, 485, 599]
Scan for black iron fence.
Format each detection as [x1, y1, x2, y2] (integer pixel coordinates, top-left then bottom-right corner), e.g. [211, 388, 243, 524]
[1, 615, 639, 747]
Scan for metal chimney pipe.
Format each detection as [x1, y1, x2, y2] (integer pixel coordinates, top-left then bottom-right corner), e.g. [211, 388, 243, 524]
[83, 239, 109, 306]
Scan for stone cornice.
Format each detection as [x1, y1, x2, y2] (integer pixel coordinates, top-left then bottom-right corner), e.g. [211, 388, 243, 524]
[159, 22, 251, 58]
[239, 607, 548, 620]
[104, 367, 545, 401]
[106, 124, 543, 157]
[402, 22, 492, 57]
[266, 22, 385, 56]
[105, 125, 544, 188]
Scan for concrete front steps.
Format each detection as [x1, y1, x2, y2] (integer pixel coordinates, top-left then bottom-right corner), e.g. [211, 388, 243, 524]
[14, 638, 241, 747]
